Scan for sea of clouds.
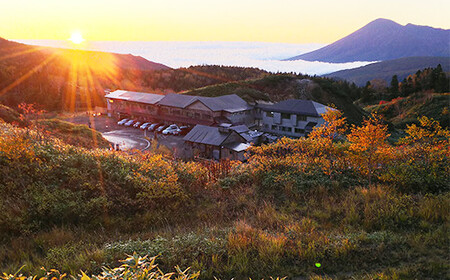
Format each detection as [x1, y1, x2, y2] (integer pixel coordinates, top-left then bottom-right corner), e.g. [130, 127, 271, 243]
[16, 40, 373, 75]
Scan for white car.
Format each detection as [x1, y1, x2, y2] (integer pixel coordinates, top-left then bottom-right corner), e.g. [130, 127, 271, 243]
[140, 122, 151, 130]
[162, 124, 181, 135]
[117, 118, 129, 125]
[133, 121, 142, 128]
[124, 120, 135, 127]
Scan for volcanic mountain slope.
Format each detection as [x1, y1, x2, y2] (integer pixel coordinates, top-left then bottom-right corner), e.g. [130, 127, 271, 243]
[324, 56, 450, 86]
[287, 18, 450, 63]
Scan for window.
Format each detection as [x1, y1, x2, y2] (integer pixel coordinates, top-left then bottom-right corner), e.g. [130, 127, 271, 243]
[295, 128, 305, 134]
[280, 126, 292, 132]
[271, 125, 278, 130]
[281, 113, 290, 120]
[194, 112, 201, 118]
[266, 111, 274, 117]
[173, 110, 181, 115]
[202, 114, 211, 120]
[297, 115, 307, 121]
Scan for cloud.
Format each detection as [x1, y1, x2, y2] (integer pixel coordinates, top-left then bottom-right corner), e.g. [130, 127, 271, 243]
[16, 40, 373, 75]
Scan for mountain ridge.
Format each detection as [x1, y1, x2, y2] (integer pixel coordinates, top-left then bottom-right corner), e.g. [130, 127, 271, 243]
[286, 18, 450, 63]
[323, 56, 450, 86]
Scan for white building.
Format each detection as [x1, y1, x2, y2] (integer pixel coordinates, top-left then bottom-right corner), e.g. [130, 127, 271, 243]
[257, 99, 332, 137]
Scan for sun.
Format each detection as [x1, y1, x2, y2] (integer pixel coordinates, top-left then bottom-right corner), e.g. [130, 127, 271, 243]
[69, 32, 85, 44]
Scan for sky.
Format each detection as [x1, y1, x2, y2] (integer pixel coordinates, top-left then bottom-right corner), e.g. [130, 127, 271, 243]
[2, 0, 449, 43]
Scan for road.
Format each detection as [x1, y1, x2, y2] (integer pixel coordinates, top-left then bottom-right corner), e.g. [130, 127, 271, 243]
[63, 114, 185, 152]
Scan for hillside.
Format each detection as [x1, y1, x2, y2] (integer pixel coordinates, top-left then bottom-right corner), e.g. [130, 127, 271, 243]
[0, 38, 170, 110]
[366, 92, 450, 128]
[183, 74, 366, 124]
[0, 115, 448, 279]
[324, 56, 450, 86]
[287, 18, 450, 63]
[0, 38, 270, 111]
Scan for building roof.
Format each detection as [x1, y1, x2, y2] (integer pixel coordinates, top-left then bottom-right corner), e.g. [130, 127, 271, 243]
[158, 93, 252, 113]
[183, 125, 246, 146]
[105, 90, 164, 105]
[258, 99, 331, 117]
[223, 142, 251, 152]
[230, 124, 249, 133]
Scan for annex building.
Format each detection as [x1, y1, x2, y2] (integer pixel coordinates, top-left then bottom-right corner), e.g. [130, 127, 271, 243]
[257, 99, 332, 137]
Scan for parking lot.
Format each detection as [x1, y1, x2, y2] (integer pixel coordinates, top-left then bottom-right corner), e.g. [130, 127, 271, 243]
[64, 114, 186, 152]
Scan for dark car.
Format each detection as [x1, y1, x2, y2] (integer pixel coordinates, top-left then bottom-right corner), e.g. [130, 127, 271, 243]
[174, 126, 192, 136]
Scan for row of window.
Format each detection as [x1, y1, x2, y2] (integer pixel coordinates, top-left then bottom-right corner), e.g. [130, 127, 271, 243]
[266, 111, 307, 121]
[269, 124, 305, 134]
[113, 102, 155, 111]
[165, 108, 213, 120]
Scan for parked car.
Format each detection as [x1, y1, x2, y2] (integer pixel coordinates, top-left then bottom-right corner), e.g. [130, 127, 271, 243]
[117, 118, 129, 125]
[140, 122, 151, 130]
[133, 121, 142, 128]
[147, 123, 161, 131]
[156, 124, 169, 133]
[174, 126, 192, 136]
[124, 120, 135, 127]
[162, 124, 180, 135]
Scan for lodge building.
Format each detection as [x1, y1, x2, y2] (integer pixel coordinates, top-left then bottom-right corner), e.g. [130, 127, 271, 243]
[105, 89, 334, 146]
[106, 90, 254, 126]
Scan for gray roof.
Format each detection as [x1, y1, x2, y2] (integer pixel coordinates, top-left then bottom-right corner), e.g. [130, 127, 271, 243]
[105, 90, 164, 105]
[158, 93, 252, 113]
[183, 125, 246, 146]
[258, 99, 331, 117]
[230, 125, 249, 133]
[156, 93, 197, 108]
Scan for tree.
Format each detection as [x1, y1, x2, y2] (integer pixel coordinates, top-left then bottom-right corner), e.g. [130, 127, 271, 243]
[347, 114, 391, 186]
[389, 75, 399, 95]
[309, 108, 347, 179]
[388, 117, 450, 193]
[361, 81, 374, 103]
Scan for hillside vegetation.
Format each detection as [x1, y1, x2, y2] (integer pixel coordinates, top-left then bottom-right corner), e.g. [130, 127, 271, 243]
[366, 92, 450, 128]
[184, 74, 365, 124]
[37, 119, 111, 149]
[0, 110, 448, 279]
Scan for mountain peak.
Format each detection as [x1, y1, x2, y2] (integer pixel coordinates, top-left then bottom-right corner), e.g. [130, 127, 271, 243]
[286, 19, 449, 63]
[368, 18, 400, 26]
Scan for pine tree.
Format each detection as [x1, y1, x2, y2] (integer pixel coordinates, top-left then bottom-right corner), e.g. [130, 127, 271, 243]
[390, 75, 399, 95]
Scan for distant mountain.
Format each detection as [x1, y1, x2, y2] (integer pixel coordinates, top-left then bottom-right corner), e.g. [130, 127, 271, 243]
[0, 37, 171, 110]
[42, 46, 171, 72]
[287, 18, 450, 63]
[0, 37, 170, 71]
[323, 56, 450, 86]
[0, 38, 272, 110]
